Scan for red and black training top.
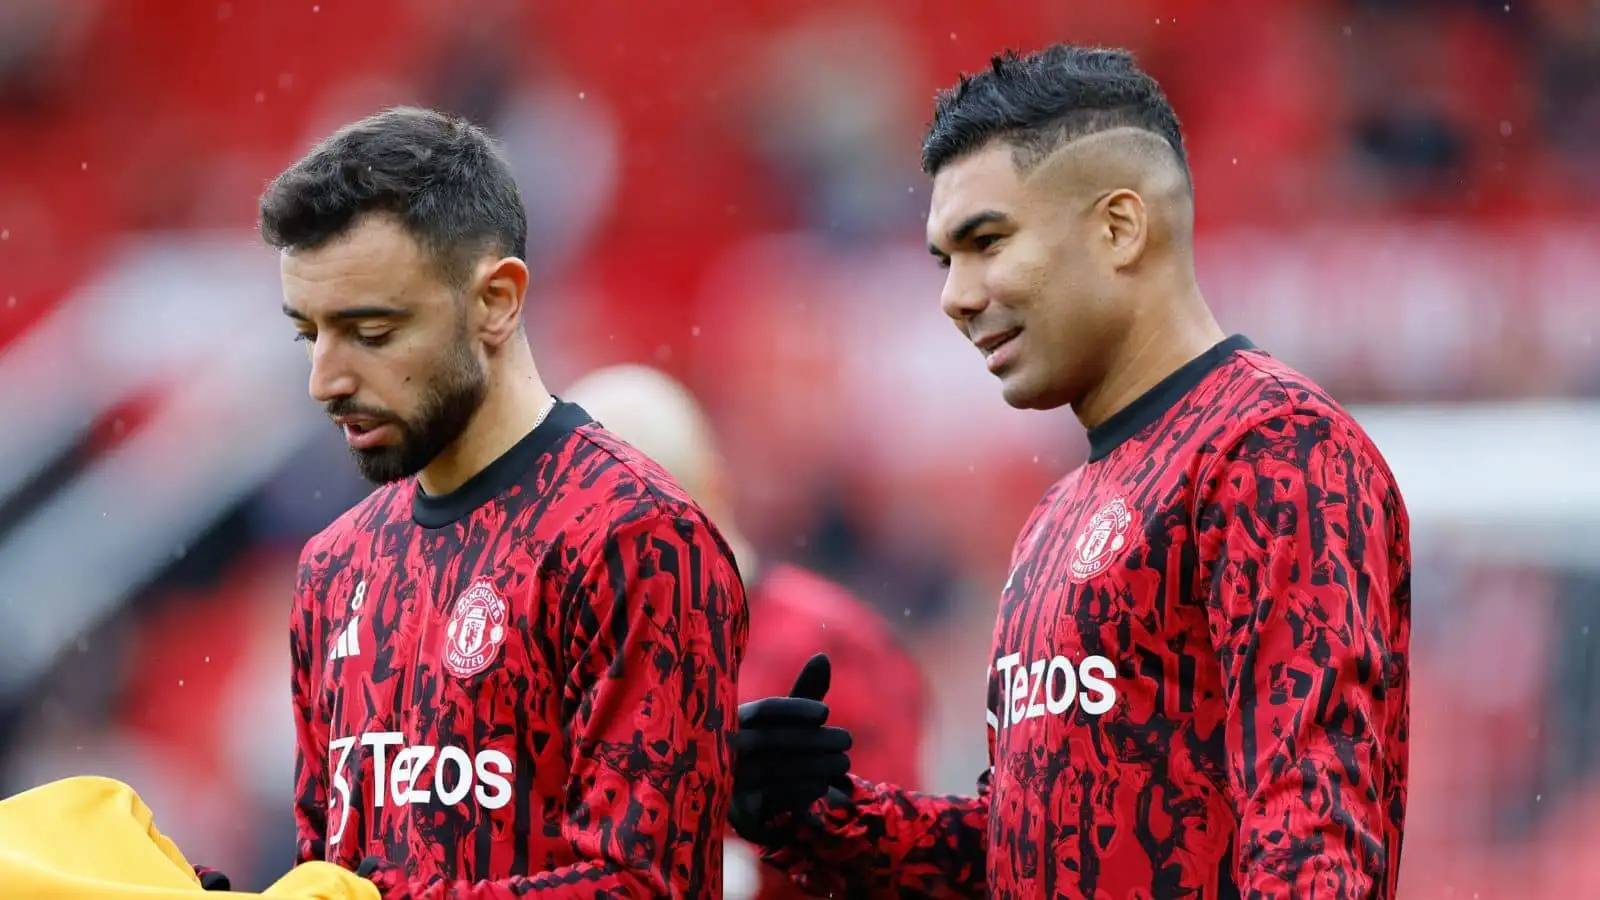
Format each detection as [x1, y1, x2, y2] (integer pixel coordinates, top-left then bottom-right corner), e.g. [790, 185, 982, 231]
[763, 335, 1413, 899]
[290, 401, 749, 898]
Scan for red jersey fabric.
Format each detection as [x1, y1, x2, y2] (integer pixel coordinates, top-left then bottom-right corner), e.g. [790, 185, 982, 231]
[763, 335, 1412, 899]
[290, 401, 749, 898]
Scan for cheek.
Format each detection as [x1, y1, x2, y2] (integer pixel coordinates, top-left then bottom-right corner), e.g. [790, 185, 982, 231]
[988, 244, 1059, 308]
[364, 344, 438, 413]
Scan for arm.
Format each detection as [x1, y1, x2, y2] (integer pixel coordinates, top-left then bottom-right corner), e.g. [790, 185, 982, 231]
[290, 548, 329, 866]
[1199, 413, 1411, 898]
[364, 508, 749, 900]
[758, 772, 990, 899]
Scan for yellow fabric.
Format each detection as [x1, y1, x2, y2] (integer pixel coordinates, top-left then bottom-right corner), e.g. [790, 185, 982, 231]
[0, 775, 379, 900]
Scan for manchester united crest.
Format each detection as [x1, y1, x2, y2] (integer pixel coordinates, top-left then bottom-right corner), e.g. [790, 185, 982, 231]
[1068, 497, 1135, 582]
[442, 579, 509, 679]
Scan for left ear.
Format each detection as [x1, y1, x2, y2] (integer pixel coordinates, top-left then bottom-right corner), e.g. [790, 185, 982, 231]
[1098, 188, 1149, 270]
[474, 256, 530, 348]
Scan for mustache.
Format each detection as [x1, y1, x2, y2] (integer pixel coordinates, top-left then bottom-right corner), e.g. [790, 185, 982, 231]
[326, 398, 401, 423]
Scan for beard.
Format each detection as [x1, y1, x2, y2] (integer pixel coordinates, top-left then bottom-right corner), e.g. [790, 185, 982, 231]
[330, 329, 489, 486]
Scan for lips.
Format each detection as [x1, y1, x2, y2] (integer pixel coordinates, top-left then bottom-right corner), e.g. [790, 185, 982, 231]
[974, 328, 1022, 355]
[331, 413, 399, 450]
[333, 415, 384, 434]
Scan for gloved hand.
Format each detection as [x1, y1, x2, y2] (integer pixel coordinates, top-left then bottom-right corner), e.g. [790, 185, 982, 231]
[728, 653, 853, 846]
[194, 864, 231, 891]
[356, 856, 411, 900]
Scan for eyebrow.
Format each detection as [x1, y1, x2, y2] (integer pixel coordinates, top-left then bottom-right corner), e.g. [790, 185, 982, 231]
[281, 304, 412, 322]
[927, 210, 1013, 257]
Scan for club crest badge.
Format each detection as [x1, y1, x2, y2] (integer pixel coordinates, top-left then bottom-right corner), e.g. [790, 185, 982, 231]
[1068, 498, 1135, 582]
[442, 578, 509, 679]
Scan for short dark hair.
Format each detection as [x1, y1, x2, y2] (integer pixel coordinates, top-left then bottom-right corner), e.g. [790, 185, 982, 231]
[259, 106, 527, 287]
[921, 45, 1188, 179]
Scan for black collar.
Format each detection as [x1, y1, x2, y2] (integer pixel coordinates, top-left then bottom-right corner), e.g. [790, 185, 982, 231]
[411, 400, 592, 528]
[1085, 334, 1255, 462]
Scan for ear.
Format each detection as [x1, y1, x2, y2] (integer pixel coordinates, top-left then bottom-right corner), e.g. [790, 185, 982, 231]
[1098, 188, 1149, 271]
[474, 256, 530, 348]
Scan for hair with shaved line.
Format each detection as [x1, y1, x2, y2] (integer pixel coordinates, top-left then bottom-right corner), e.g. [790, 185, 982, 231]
[921, 45, 1190, 185]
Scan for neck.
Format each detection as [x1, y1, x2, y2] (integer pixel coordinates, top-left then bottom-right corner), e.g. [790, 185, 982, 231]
[1074, 282, 1225, 432]
[418, 342, 552, 497]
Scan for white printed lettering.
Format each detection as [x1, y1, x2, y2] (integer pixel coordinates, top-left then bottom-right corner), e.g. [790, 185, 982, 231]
[325, 731, 517, 823]
[988, 653, 1119, 732]
[1025, 658, 1048, 720]
[1044, 655, 1076, 715]
[390, 745, 434, 805]
[435, 746, 474, 806]
[327, 736, 358, 846]
[1078, 657, 1118, 715]
[362, 732, 404, 807]
[474, 749, 513, 809]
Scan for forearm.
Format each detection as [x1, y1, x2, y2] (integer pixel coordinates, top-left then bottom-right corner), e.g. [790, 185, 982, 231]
[761, 775, 989, 899]
[1231, 674, 1403, 897]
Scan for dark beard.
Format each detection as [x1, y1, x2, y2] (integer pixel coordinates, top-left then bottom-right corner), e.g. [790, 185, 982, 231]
[348, 338, 488, 486]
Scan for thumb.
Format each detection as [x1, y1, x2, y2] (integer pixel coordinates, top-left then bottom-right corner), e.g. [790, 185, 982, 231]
[788, 653, 831, 702]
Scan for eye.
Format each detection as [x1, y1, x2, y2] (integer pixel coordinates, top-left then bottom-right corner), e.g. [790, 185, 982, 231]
[292, 332, 313, 344]
[355, 331, 392, 348]
[973, 233, 1003, 252]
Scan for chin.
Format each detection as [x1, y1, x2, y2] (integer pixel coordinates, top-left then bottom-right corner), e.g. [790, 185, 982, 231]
[999, 374, 1070, 411]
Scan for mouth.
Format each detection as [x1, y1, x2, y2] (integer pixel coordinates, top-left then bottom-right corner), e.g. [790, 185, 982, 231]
[972, 327, 1023, 375]
[974, 328, 1022, 357]
[333, 415, 398, 450]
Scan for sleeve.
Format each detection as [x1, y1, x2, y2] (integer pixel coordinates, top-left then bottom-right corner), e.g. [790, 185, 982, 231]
[1196, 412, 1411, 899]
[756, 772, 990, 898]
[365, 508, 750, 900]
[290, 543, 329, 866]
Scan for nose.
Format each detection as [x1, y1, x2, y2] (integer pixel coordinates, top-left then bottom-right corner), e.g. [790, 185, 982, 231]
[307, 338, 358, 405]
[939, 258, 989, 324]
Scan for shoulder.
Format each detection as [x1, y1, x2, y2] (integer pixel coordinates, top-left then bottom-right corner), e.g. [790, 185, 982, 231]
[560, 422, 737, 563]
[1198, 352, 1406, 520]
[1204, 351, 1393, 476]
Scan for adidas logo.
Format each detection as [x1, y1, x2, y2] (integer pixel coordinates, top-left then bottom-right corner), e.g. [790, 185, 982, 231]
[329, 616, 362, 661]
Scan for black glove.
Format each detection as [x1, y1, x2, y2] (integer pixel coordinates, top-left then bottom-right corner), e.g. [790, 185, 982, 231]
[357, 856, 411, 900]
[728, 653, 853, 845]
[193, 865, 231, 891]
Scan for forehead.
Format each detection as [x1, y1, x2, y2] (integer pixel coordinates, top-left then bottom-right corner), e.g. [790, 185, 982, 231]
[279, 216, 443, 314]
[926, 143, 1026, 244]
